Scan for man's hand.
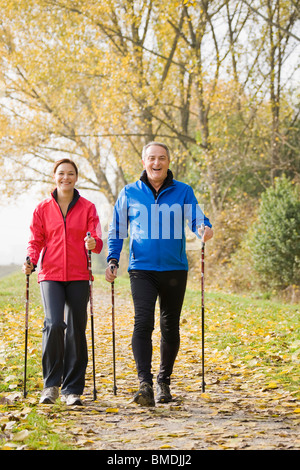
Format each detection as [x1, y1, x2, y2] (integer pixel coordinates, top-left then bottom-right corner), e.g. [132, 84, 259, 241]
[198, 225, 213, 243]
[105, 264, 118, 283]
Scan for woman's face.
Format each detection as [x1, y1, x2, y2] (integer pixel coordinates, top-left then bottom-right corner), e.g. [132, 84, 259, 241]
[54, 163, 78, 192]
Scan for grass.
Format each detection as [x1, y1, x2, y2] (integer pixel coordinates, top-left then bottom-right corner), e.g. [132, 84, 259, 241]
[182, 286, 300, 394]
[0, 270, 299, 449]
[0, 270, 74, 450]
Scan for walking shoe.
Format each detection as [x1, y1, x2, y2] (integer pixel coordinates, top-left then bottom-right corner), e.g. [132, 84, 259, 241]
[133, 382, 155, 407]
[61, 394, 83, 406]
[39, 386, 59, 404]
[156, 382, 172, 403]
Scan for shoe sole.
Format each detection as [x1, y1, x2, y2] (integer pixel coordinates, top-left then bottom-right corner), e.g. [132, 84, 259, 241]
[39, 398, 56, 404]
[156, 396, 172, 403]
[68, 400, 83, 406]
[61, 397, 83, 406]
[133, 393, 155, 407]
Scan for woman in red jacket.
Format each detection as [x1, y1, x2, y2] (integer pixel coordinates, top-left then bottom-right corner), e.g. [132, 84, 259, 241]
[23, 158, 103, 406]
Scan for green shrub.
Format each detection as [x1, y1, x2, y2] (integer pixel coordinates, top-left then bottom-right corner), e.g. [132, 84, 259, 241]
[251, 175, 300, 291]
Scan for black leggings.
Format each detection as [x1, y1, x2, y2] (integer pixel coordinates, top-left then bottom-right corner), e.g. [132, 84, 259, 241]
[40, 280, 89, 395]
[129, 270, 187, 386]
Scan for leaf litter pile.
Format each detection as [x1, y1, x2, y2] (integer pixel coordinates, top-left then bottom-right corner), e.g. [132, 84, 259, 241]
[0, 275, 299, 450]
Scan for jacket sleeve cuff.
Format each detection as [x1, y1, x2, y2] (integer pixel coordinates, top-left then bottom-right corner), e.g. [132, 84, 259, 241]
[92, 238, 103, 254]
[108, 258, 119, 268]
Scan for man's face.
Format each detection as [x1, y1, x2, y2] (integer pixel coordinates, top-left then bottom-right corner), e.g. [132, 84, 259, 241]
[143, 145, 170, 187]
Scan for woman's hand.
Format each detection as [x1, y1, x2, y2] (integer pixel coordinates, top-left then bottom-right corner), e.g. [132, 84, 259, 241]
[85, 235, 96, 251]
[22, 262, 34, 276]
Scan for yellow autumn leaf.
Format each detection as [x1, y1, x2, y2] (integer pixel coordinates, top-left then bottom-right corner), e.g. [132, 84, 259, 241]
[201, 393, 211, 400]
[105, 408, 119, 413]
[266, 382, 278, 389]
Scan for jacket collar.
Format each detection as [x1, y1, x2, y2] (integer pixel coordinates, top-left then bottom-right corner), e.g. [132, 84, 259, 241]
[52, 188, 80, 214]
[140, 169, 174, 199]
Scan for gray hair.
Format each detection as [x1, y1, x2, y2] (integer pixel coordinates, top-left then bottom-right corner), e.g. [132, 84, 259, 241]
[142, 141, 170, 161]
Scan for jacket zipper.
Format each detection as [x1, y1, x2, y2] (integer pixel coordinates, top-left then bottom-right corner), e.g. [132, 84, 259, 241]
[53, 200, 68, 280]
[54, 194, 79, 280]
[63, 215, 67, 280]
[151, 185, 173, 268]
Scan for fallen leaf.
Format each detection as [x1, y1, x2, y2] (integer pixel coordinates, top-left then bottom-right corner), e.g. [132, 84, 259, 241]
[105, 408, 119, 413]
[12, 429, 30, 441]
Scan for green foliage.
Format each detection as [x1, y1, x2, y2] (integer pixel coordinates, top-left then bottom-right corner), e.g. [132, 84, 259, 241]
[251, 176, 300, 290]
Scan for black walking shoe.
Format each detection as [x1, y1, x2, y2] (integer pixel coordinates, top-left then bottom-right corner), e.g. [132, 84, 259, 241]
[156, 382, 172, 403]
[133, 382, 155, 407]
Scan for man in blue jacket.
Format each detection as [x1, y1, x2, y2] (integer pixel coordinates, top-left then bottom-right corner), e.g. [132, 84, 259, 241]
[105, 142, 213, 406]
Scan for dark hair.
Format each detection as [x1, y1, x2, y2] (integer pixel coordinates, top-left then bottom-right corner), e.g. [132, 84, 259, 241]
[53, 158, 78, 176]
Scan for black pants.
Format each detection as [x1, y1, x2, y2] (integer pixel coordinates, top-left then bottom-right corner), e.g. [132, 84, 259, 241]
[129, 270, 187, 386]
[40, 280, 90, 395]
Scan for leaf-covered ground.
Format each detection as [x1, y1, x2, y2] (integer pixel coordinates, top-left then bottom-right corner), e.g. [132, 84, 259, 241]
[0, 274, 299, 450]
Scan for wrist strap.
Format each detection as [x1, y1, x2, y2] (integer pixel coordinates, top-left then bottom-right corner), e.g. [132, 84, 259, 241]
[108, 258, 119, 268]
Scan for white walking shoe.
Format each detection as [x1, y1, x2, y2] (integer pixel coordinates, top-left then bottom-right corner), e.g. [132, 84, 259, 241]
[39, 386, 59, 404]
[61, 394, 83, 406]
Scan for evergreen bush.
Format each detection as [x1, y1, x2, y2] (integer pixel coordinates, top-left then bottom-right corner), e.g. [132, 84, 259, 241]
[251, 176, 300, 291]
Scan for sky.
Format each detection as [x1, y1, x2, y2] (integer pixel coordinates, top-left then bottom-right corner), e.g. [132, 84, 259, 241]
[0, 194, 38, 265]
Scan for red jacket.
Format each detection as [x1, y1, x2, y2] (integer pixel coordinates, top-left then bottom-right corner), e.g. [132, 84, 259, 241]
[27, 189, 103, 282]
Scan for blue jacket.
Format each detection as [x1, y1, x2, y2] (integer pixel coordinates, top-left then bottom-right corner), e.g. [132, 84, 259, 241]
[107, 171, 212, 271]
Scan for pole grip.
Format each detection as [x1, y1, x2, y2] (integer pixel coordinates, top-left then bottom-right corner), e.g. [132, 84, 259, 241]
[25, 256, 31, 279]
[110, 265, 116, 274]
[86, 232, 92, 256]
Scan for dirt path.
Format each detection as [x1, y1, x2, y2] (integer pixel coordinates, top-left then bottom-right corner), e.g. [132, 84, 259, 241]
[57, 288, 299, 451]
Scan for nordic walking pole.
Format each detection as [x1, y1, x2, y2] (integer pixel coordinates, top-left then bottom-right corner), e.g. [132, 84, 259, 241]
[24, 256, 31, 398]
[87, 232, 97, 401]
[110, 265, 117, 396]
[201, 224, 206, 393]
